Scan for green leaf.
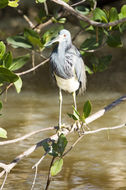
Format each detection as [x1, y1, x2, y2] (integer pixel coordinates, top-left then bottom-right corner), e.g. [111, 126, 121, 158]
[72, 106, 80, 120]
[9, 54, 30, 71]
[93, 8, 108, 22]
[80, 36, 103, 51]
[0, 67, 18, 83]
[8, 0, 19, 7]
[0, 0, 8, 8]
[85, 65, 93, 74]
[35, 0, 46, 3]
[98, 55, 112, 72]
[67, 113, 78, 121]
[119, 23, 126, 33]
[7, 35, 32, 49]
[24, 28, 42, 48]
[75, 6, 90, 15]
[83, 100, 91, 118]
[109, 7, 118, 22]
[121, 5, 126, 18]
[58, 18, 66, 24]
[42, 141, 58, 157]
[56, 134, 68, 156]
[4, 51, 13, 68]
[51, 158, 63, 176]
[14, 76, 22, 93]
[42, 25, 64, 45]
[0, 101, 2, 110]
[107, 33, 123, 47]
[0, 41, 6, 59]
[0, 128, 7, 138]
[62, 0, 69, 2]
[88, 54, 112, 73]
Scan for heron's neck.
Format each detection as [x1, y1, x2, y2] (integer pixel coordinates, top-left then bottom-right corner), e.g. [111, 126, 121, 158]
[57, 41, 71, 56]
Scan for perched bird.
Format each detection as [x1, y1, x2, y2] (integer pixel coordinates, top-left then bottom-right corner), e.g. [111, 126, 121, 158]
[45, 29, 86, 129]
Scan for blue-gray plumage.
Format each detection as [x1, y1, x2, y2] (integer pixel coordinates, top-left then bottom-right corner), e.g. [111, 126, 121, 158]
[45, 29, 86, 130]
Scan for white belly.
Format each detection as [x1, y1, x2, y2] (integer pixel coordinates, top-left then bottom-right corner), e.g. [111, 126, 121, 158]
[55, 74, 79, 93]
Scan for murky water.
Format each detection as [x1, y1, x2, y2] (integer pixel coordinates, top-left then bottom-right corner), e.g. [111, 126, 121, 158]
[0, 89, 126, 190]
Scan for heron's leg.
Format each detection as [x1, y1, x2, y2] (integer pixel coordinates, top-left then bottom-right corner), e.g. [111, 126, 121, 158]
[72, 91, 77, 110]
[59, 88, 62, 130]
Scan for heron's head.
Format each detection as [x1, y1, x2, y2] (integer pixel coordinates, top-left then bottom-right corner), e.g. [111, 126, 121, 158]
[45, 29, 72, 48]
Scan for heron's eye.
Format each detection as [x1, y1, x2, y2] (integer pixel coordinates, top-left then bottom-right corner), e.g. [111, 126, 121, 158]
[64, 34, 66, 37]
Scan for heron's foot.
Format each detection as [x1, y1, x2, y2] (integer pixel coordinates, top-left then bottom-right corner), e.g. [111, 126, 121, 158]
[74, 121, 91, 136]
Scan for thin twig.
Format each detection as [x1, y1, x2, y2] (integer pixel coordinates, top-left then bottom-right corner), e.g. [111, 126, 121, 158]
[31, 50, 35, 74]
[0, 126, 55, 146]
[34, 11, 63, 32]
[16, 58, 49, 76]
[31, 151, 49, 190]
[0, 172, 8, 190]
[45, 157, 55, 190]
[0, 58, 49, 96]
[32, 151, 49, 169]
[63, 123, 126, 157]
[44, 1, 49, 15]
[17, 9, 35, 28]
[71, 0, 86, 7]
[72, 29, 82, 42]
[63, 135, 84, 157]
[93, 0, 97, 10]
[51, 0, 126, 28]
[31, 166, 38, 190]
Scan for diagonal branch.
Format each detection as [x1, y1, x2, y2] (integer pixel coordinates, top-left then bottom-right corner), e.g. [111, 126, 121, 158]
[16, 58, 49, 76]
[0, 126, 55, 146]
[51, 0, 126, 28]
[0, 95, 126, 179]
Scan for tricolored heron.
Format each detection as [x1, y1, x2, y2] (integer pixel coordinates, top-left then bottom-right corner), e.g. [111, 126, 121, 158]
[45, 29, 86, 130]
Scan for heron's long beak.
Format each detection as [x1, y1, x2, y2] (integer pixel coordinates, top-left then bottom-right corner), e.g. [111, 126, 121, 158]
[45, 35, 61, 47]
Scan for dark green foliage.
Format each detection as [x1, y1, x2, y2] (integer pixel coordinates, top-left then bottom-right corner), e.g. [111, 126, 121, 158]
[43, 134, 68, 157]
[24, 28, 43, 49]
[75, 6, 90, 15]
[107, 33, 122, 47]
[0, 0, 8, 8]
[0, 41, 30, 94]
[0, 67, 18, 83]
[93, 8, 108, 22]
[109, 7, 119, 22]
[86, 53, 112, 73]
[83, 100, 91, 119]
[0, 101, 2, 110]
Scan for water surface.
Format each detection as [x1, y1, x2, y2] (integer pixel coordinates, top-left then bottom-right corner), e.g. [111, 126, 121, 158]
[0, 90, 126, 190]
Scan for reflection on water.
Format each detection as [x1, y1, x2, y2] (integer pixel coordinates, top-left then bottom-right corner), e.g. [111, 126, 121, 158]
[0, 90, 126, 190]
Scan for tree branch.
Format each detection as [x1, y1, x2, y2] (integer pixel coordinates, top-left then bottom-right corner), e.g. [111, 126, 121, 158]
[63, 123, 126, 157]
[0, 126, 55, 146]
[51, 0, 126, 28]
[0, 95, 126, 184]
[17, 9, 35, 29]
[45, 157, 55, 190]
[71, 0, 86, 7]
[16, 58, 49, 76]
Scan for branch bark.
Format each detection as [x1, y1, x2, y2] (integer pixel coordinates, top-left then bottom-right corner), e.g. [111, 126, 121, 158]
[16, 58, 49, 76]
[0, 95, 126, 180]
[51, 0, 126, 28]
